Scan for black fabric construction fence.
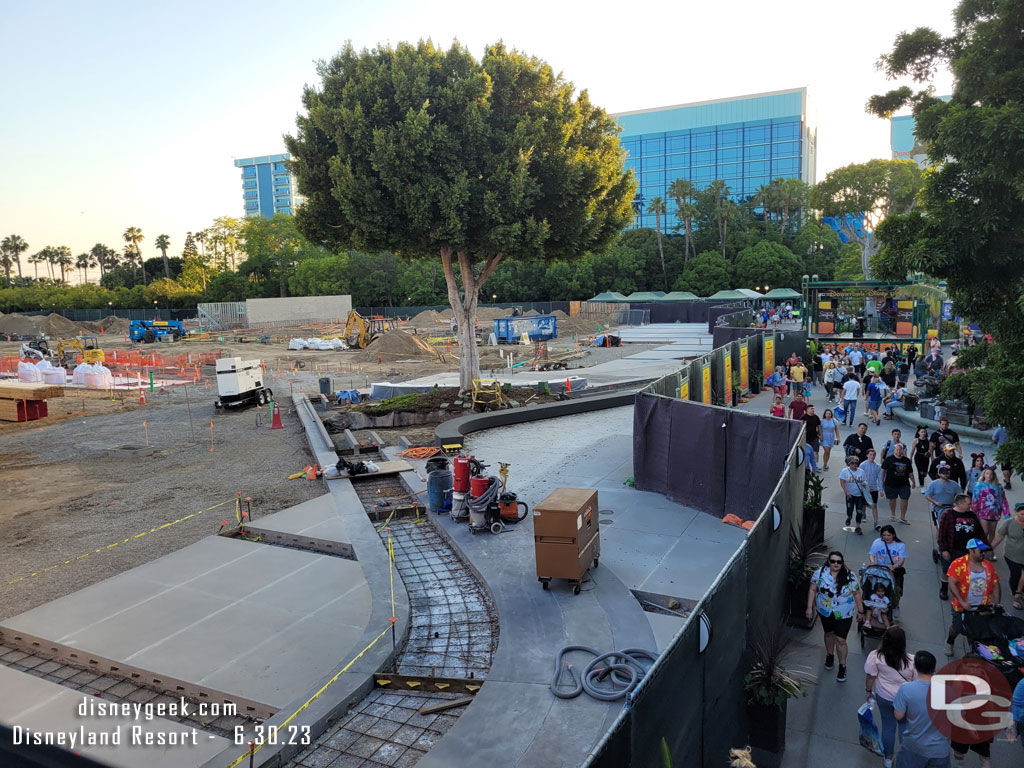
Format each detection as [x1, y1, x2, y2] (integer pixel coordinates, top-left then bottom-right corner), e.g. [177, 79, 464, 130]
[707, 304, 752, 333]
[712, 325, 765, 351]
[633, 393, 804, 521]
[629, 301, 739, 324]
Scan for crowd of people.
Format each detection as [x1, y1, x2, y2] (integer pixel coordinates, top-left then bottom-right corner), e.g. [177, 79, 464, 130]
[765, 343, 1023, 767]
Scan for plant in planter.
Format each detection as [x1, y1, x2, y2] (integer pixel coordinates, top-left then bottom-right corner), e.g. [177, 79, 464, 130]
[787, 513, 829, 629]
[750, 368, 762, 394]
[744, 621, 810, 761]
[731, 369, 742, 404]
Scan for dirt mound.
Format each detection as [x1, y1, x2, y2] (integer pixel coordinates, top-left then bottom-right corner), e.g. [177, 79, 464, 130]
[99, 316, 130, 334]
[43, 313, 91, 337]
[0, 313, 46, 337]
[410, 309, 448, 326]
[523, 309, 539, 316]
[355, 329, 436, 361]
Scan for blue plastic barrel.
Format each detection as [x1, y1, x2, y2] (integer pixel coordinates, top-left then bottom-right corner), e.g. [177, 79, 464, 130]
[427, 470, 453, 514]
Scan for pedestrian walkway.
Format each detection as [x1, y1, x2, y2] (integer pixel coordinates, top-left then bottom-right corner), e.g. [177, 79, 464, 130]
[735, 381, 1022, 767]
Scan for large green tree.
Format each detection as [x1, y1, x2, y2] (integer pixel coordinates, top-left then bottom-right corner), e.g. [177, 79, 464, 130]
[673, 251, 733, 297]
[733, 241, 802, 291]
[868, 0, 1024, 470]
[285, 40, 634, 390]
[811, 159, 922, 280]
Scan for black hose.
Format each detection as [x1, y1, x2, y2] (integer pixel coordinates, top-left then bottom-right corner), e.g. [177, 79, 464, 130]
[550, 645, 657, 701]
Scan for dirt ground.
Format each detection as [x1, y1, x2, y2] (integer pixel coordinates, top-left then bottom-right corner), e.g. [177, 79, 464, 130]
[0, 325, 653, 620]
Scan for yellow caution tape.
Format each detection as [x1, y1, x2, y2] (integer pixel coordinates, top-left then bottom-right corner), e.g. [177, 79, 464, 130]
[4, 498, 237, 588]
[224, 624, 392, 768]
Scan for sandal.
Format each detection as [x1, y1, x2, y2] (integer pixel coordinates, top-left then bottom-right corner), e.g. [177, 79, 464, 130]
[899, 519, 911, 525]
[1014, 593, 1023, 610]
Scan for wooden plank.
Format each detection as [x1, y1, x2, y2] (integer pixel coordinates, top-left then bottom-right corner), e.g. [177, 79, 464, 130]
[417, 697, 474, 716]
[0, 382, 65, 400]
[342, 459, 412, 478]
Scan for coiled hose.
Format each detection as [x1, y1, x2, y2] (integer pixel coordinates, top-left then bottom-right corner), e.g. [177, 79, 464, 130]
[466, 475, 501, 517]
[550, 645, 657, 701]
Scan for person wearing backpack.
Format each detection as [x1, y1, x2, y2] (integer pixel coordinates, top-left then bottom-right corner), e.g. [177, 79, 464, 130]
[865, 626, 916, 767]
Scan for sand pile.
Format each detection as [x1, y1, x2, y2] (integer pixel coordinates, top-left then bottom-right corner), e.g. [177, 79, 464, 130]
[355, 329, 436, 362]
[409, 309, 451, 326]
[0, 313, 46, 337]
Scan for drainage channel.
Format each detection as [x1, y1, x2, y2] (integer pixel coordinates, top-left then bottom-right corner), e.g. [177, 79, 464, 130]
[0, 643, 263, 741]
[286, 468, 498, 768]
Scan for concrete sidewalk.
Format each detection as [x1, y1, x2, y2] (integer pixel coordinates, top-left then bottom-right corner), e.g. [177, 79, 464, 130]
[737, 382, 1022, 766]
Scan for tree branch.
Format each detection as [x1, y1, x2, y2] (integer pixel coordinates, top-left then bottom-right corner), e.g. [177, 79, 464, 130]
[478, 253, 504, 288]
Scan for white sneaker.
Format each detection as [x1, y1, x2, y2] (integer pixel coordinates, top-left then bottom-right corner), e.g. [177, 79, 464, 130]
[884, 759, 893, 768]
[920, 487, 927, 495]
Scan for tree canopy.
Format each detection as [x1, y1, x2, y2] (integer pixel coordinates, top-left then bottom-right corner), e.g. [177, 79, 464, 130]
[869, 0, 1024, 469]
[811, 159, 922, 279]
[285, 40, 635, 389]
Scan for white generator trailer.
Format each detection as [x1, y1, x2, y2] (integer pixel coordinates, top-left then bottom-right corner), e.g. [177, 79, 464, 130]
[214, 357, 273, 409]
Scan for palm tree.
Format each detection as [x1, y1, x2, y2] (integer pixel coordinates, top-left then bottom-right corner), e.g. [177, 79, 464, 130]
[708, 180, 732, 258]
[754, 182, 779, 228]
[0, 243, 12, 287]
[194, 229, 207, 260]
[2, 235, 28, 281]
[776, 177, 809, 235]
[75, 252, 98, 284]
[28, 249, 44, 280]
[155, 234, 171, 278]
[667, 179, 697, 262]
[646, 196, 668, 291]
[123, 244, 139, 283]
[91, 243, 115, 276]
[123, 227, 145, 284]
[44, 246, 56, 280]
[55, 246, 73, 283]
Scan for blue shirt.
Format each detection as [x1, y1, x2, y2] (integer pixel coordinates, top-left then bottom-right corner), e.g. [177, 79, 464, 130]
[1013, 677, 1024, 722]
[925, 479, 960, 508]
[993, 426, 1007, 446]
[894, 681, 950, 758]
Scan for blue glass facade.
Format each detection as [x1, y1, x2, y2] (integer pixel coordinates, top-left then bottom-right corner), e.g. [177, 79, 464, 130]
[614, 89, 816, 231]
[233, 154, 302, 217]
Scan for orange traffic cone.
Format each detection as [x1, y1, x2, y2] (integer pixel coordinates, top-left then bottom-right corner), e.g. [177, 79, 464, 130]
[270, 403, 284, 430]
[139, 393, 146, 404]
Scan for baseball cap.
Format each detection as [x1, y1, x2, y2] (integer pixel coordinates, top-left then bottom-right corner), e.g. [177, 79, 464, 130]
[965, 538, 990, 551]
[943, 443, 955, 452]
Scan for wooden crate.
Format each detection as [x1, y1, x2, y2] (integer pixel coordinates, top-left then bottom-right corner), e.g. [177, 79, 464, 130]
[0, 398, 49, 422]
[0, 382, 65, 400]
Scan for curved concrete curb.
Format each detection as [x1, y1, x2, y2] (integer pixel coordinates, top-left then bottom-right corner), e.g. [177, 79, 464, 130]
[434, 391, 636, 446]
[203, 396, 411, 768]
[892, 408, 994, 442]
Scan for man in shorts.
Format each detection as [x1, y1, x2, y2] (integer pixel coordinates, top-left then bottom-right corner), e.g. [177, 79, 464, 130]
[802, 404, 822, 467]
[881, 442, 916, 525]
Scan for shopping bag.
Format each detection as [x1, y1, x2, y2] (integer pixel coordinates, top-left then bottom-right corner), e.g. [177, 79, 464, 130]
[834, 405, 846, 421]
[858, 703, 883, 755]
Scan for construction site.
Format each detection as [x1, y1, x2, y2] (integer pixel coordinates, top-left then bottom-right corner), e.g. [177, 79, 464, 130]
[0, 296, 808, 768]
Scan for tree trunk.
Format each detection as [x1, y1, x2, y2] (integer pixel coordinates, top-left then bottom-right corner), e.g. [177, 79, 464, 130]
[440, 247, 503, 393]
[161, 248, 170, 279]
[684, 218, 695, 261]
[15, 256, 22, 279]
[139, 249, 147, 285]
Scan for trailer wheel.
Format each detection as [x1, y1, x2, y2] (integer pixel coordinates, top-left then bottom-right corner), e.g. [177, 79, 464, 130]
[258, 390, 267, 405]
[541, 580, 550, 590]
[573, 584, 581, 595]
[264, 388, 273, 401]
[172, 333, 180, 342]
[142, 330, 156, 343]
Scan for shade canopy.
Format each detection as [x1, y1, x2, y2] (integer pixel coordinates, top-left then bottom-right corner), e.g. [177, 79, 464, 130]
[625, 291, 667, 302]
[735, 288, 764, 299]
[705, 290, 750, 300]
[587, 291, 630, 302]
[660, 291, 700, 301]
[761, 288, 802, 299]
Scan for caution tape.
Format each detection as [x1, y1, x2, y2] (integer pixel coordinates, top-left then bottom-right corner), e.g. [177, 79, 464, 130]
[3, 497, 237, 588]
[224, 623, 393, 768]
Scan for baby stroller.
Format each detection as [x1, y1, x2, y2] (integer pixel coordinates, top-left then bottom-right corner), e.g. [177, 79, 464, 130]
[960, 606, 1024, 688]
[858, 564, 898, 648]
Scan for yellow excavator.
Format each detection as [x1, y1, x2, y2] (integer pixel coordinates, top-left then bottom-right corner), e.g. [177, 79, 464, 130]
[56, 336, 105, 366]
[343, 311, 388, 349]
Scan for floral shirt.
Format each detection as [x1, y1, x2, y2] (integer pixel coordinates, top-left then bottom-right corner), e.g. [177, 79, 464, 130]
[813, 567, 861, 619]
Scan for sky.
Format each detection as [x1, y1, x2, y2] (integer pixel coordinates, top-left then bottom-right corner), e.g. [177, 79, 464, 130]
[0, 0, 956, 283]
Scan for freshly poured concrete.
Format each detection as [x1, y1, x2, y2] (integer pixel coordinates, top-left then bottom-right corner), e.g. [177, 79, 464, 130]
[390, 404, 747, 767]
[0, 666, 230, 767]
[0, 536, 371, 712]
